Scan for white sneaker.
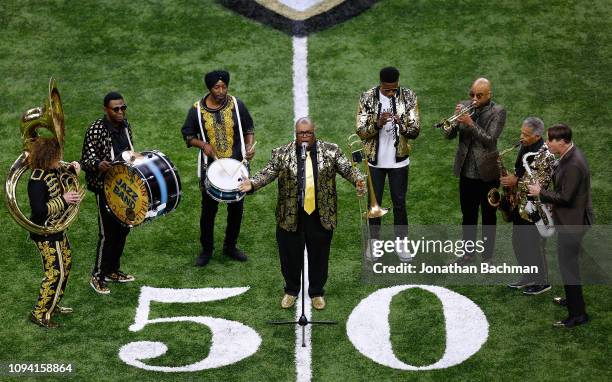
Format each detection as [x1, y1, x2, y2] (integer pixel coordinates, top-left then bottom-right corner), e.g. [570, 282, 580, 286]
[396, 247, 414, 262]
[364, 239, 377, 262]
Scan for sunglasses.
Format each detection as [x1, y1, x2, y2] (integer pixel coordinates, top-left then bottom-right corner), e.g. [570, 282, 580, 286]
[469, 92, 486, 99]
[108, 105, 128, 113]
[297, 131, 314, 136]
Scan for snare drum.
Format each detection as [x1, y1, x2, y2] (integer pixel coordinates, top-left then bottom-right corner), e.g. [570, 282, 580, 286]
[104, 150, 181, 227]
[204, 158, 248, 203]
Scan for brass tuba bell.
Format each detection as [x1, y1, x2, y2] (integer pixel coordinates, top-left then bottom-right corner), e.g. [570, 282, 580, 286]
[4, 78, 84, 235]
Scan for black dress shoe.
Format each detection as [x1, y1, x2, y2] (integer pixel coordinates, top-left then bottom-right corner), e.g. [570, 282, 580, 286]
[195, 252, 212, 267]
[507, 278, 534, 289]
[553, 314, 589, 328]
[223, 246, 247, 262]
[523, 284, 551, 295]
[553, 297, 567, 307]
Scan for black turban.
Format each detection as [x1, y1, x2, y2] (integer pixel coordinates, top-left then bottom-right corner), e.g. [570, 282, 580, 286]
[379, 67, 400, 83]
[204, 70, 230, 89]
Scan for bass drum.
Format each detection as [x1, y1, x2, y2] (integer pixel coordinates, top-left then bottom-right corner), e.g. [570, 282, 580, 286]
[104, 150, 181, 227]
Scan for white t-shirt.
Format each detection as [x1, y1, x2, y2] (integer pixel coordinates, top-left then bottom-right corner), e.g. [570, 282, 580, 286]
[370, 91, 409, 169]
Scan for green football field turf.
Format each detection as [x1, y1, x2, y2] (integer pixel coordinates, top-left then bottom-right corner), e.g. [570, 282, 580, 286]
[0, 0, 610, 381]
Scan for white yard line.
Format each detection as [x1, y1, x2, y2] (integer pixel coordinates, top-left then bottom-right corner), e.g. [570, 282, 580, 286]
[292, 35, 312, 382]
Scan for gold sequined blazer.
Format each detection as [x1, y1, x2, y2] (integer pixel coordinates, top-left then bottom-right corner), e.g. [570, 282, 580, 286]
[355, 86, 420, 164]
[250, 139, 364, 232]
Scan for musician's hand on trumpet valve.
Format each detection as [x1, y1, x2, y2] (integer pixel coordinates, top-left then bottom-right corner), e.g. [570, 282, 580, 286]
[527, 182, 541, 197]
[455, 104, 474, 126]
[377, 112, 398, 128]
[500, 173, 518, 188]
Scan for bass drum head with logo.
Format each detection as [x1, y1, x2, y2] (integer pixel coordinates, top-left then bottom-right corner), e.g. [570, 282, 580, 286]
[103, 150, 182, 227]
[103, 163, 151, 226]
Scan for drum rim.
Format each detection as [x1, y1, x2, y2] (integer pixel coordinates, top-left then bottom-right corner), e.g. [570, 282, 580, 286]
[205, 158, 248, 192]
[205, 185, 245, 203]
[151, 150, 182, 211]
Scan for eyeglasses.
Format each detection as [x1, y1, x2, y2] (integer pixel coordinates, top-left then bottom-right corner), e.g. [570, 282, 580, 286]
[297, 131, 314, 137]
[108, 105, 128, 113]
[469, 92, 486, 99]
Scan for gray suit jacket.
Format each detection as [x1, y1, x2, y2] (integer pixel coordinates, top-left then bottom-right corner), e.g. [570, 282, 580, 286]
[444, 101, 506, 181]
[540, 145, 594, 226]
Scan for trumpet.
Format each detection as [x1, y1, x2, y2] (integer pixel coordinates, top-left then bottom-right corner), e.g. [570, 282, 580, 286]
[433, 101, 477, 132]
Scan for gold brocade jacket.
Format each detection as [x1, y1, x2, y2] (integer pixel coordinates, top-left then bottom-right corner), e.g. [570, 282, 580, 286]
[250, 140, 364, 232]
[355, 86, 420, 164]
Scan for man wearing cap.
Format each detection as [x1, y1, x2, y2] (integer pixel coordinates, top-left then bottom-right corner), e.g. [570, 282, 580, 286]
[181, 70, 255, 266]
[356, 67, 420, 261]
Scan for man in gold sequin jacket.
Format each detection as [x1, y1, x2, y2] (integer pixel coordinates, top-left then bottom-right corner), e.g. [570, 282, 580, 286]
[356, 67, 420, 253]
[241, 118, 364, 310]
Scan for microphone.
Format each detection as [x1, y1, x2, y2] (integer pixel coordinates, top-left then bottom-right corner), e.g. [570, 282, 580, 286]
[301, 142, 307, 160]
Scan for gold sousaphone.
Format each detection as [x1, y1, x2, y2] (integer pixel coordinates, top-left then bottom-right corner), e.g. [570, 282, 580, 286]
[4, 78, 84, 235]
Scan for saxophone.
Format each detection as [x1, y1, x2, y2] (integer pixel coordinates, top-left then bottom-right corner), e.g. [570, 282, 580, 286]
[521, 148, 555, 237]
[487, 142, 520, 222]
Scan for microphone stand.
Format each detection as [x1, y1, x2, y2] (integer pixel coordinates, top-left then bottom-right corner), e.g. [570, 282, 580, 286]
[268, 142, 337, 347]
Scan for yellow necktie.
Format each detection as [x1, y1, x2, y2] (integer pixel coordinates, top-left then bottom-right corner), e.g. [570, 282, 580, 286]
[304, 151, 315, 214]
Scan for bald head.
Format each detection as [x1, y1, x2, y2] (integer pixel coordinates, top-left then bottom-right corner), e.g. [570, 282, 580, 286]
[295, 117, 316, 148]
[470, 77, 492, 107]
[295, 117, 315, 129]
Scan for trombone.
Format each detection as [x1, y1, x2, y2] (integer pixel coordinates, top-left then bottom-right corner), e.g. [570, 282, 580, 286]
[347, 134, 388, 220]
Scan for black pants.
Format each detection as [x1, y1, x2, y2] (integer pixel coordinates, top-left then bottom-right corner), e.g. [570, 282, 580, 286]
[558, 231, 587, 317]
[459, 176, 499, 259]
[200, 190, 244, 254]
[33, 235, 72, 321]
[92, 193, 130, 278]
[512, 214, 548, 284]
[368, 165, 409, 238]
[276, 210, 333, 297]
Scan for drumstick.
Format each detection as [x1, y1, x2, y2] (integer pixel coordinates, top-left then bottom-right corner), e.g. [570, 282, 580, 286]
[215, 158, 232, 177]
[231, 141, 257, 177]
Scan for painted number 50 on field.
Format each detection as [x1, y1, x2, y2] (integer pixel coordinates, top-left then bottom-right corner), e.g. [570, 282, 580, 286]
[119, 285, 488, 372]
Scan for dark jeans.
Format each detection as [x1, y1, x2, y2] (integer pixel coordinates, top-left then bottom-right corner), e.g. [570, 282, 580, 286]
[558, 231, 587, 317]
[92, 193, 131, 278]
[276, 210, 333, 297]
[512, 214, 548, 284]
[368, 165, 409, 238]
[459, 176, 499, 259]
[200, 189, 244, 254]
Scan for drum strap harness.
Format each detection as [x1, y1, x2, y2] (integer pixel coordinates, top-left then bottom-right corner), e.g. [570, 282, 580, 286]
[109, 128, 135, 161]
[196, 96, 247, 178]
